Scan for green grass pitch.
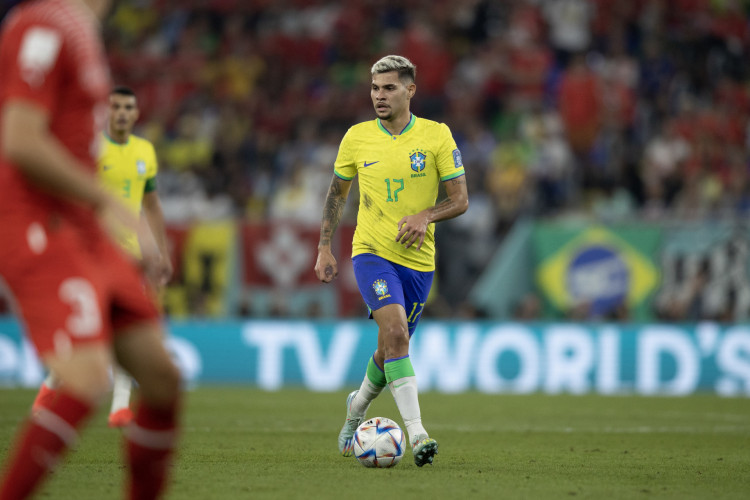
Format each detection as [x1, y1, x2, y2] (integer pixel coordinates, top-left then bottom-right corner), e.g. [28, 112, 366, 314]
[1, 388, 749, 499]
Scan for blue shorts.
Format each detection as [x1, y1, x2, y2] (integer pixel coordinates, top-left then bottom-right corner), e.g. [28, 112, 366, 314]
[352, 253, 434, 336]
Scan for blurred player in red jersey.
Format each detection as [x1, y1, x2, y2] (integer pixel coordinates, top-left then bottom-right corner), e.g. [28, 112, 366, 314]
[32, 86, 175, 430]
[0, 1, 182, 499]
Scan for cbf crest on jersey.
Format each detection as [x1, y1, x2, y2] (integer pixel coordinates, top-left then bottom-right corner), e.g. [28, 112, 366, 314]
[373, 279, 391, 300]
[136, 159, 147, 175]
[409, 149, 427, 178]
[409, 149, 426, 172]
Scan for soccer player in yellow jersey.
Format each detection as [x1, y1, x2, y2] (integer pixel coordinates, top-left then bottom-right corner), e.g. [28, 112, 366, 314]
[100, 86, 172, 282]
[33, 86, 173, 428]
[314, 55, 469, 467]
[100, 86, 172, 427]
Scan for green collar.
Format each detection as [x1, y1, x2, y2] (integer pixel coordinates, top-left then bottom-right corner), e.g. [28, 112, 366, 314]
[377, 113, 416, 137]
[103, 130, 130, 146]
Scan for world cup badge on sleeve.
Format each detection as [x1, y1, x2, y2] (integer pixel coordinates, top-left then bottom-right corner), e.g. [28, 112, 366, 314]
[452, 148, 463, 168]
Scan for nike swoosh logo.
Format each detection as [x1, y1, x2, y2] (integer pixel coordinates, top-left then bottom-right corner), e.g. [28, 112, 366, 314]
[393, 382, 408, 388]
[364, 161, 379, 167]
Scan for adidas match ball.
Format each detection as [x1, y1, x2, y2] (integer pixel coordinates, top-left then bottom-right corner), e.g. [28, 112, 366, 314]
[352, 417, 406, 468]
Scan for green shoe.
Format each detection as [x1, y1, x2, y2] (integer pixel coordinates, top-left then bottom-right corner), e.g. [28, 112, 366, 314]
[412, 435, 438, 467]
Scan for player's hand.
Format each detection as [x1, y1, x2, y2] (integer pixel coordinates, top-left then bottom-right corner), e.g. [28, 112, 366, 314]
[145, 253, 174, 290]
[141, 252, 162, 290]
[138, 220, 163, 289]
[157, 254, 174, 287]
[396, 213, 429, 250]
[314, 247, 338, 283]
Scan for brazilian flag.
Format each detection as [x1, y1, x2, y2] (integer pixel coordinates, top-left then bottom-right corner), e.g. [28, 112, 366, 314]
[533, 223, 662, 320]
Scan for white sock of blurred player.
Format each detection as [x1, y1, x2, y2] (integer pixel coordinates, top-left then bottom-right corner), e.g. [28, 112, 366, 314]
[34, 367, 133, 427]
[109, 366, 133, 420]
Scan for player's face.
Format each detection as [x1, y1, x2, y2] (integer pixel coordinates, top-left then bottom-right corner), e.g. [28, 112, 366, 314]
[108, 94, 139, 135]
[371, 71, 415, 122]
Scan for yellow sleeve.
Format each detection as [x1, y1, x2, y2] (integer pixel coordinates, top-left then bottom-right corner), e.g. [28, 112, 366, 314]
[436, 123, 465, 181]
[333, 128, 357, 180]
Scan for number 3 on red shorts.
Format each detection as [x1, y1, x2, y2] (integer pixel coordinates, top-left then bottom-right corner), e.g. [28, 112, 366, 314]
[59, 277, 102, 338]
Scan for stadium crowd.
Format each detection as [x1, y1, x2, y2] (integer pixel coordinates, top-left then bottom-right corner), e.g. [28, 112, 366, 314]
[104, 0, 749, 225]
[108, 0, 750, 319]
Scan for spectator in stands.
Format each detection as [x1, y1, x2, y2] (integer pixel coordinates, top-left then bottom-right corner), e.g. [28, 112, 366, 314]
[640, 119, 691, 217]
[557, 52, 603, 190]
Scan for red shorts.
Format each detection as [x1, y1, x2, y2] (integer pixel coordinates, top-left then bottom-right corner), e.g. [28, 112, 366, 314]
[0, 214, 160, 357]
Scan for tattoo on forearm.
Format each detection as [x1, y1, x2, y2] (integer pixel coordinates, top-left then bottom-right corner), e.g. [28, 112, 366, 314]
[429, 177, 468, 222]
[429, 198, 455, 221]
[319, 179, 347, 246]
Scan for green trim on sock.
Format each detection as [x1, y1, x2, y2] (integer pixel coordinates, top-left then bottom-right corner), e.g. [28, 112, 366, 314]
[366, 356, 387, 388]
[384, 356, 415, 384]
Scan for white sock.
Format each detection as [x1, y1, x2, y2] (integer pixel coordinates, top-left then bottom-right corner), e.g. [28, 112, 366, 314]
[110, 366, 132, 414]
[388, 375, 427, 443]
[351, 375, 385, 417]
[43, 373, 59, 389]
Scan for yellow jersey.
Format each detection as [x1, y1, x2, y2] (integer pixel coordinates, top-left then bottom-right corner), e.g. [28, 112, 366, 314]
[98, 131, 159, 257]
[334, 114, 465, 271]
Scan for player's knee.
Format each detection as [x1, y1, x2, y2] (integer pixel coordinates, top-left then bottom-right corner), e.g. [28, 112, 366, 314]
[381, 324, 409, 358]
[156, 359, 181, 394]
[141, 359, 181, 403]
[382, 323, 408, 342]
[163, 361, 182, 395]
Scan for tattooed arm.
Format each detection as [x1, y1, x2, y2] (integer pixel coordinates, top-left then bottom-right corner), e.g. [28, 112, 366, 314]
[395, 175, 469, 250]
[314, 175, 353, 282]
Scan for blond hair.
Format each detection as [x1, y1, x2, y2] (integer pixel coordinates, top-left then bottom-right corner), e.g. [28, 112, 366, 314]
[371, 55, 416, 83]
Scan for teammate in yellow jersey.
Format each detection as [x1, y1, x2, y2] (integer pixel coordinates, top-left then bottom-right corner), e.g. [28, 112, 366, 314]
[314, 55, 469, 467]
[33, 86, 173, 428]
[100, 86, 172, 280]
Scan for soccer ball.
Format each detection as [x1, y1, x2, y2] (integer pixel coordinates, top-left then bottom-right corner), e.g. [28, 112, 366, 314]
[352, 417, 406, 468]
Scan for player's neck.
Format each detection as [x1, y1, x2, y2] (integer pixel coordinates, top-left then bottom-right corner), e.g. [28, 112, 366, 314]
[107, 128, 130, 145]
[379, 112, 412, 136]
